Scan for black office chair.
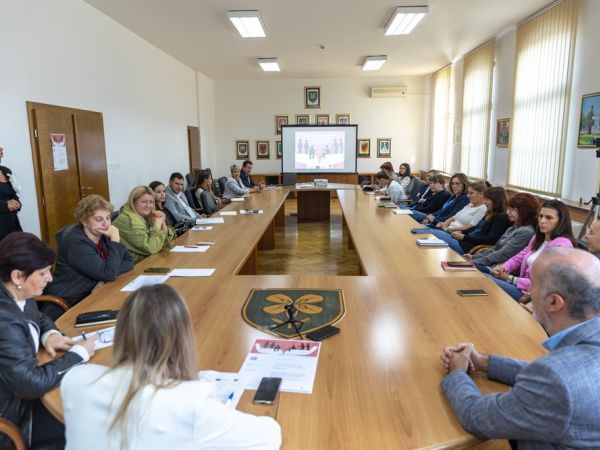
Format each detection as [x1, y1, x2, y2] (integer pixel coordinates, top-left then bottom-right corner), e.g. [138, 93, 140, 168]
[110, 210, 120, 222]
[185, 187, 202, 211]
[218, 177, 228, 196]
[185, 172, 196, 187]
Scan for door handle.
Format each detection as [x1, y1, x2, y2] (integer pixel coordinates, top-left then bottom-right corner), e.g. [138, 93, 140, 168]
[81, 186, 93, 191]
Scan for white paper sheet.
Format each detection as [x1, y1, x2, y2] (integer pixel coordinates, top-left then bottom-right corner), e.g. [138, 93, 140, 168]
[220, 211, 237, 216]
[197, 371, 247, 409]
[230, 197, 245, 202]
[168, 268, 215, 277]
[191, 225, 213, 231]
[197, 218, 224, 224]
[72, 326, 115, 350]
[120, 275, 169, 291]
[392, 209, 413, 215]
[170, 245, 210, 253]
[238, 339, 321, 394]
[239, 209, 263, 215]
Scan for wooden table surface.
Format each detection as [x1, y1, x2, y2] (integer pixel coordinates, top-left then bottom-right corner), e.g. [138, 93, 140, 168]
[42, 185, 547, 449]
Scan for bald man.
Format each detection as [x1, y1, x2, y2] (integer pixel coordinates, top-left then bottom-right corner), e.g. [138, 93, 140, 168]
[585, 218, 600, 259]
[440, 248, 600, 449]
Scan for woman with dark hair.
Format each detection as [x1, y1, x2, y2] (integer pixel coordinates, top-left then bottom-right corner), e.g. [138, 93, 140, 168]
[0, 232, 95, 449]
[0, 146, 23, 241]
[61, 284, 281, 449]
[411, 173, 470, 224]
[488, 200, 575, 300]
[44, 195, 134, 319]
[194, 170, 223, 215]
[379, 162, 400, 183]
[465, 192, 538, 270]
[398, 163, 412, 192]
[149, 181, 176, 226]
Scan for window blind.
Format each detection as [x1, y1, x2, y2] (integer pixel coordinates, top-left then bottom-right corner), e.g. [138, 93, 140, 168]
[430, 66, 451, 173]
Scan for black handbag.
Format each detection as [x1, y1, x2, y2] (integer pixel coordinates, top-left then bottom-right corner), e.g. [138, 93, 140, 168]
[172, 220, 189, 236]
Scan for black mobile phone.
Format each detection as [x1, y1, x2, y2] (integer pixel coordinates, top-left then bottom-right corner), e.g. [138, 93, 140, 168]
[143, 267, 170, 274]
[307, 325, 340, 341]
[457, 289, 488, 297]
[446, 261, 475, 267]
[253, 377, 282, 404]
[410, 227, 429, 234]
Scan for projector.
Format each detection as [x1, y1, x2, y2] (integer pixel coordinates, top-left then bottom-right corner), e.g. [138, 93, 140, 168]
[313, 179, 328, 187]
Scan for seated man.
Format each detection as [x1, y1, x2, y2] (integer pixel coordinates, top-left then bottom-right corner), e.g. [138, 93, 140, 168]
[164, 172, 201, 226]
[240, 160, 265, 189]
[440, 248, 600, 449]
[586, 218, 600, 259]
[375, 171, 407, 205]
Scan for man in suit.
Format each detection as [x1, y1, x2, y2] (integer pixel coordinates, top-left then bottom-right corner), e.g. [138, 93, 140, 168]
[440, 248, 600, 449]
[240, 160, 265, 189]
[164, 172, 201, 226]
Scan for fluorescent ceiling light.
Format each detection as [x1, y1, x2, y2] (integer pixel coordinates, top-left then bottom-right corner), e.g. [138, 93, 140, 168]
[385, 6, 428, 35]
[362, 55, 387, 71]
[258, 58, 280, 72]
[228, 10, 267, 38]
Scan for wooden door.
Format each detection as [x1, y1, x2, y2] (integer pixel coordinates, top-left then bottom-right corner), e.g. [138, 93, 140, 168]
[27, 102, 109, 246]
[187, 125, 200, 172]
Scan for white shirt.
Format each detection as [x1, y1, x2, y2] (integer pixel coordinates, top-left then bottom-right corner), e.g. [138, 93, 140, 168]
[527, 240, 547, 267]
[61, 364, 281, 450]
[448, 203, 487, 231]
[387, 180, 407, 205]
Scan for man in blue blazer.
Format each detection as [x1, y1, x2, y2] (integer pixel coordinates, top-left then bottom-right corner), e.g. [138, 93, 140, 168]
[440, 248, 600, 449]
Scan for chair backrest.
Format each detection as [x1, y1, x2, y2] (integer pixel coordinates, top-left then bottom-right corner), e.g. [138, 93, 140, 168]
[185, 172, 196, 187]
[218, 177, 228, 195]
[185, 187, 201, 210]
[211, 179, 222, 197]
[0, 417, 26, 450]
[110, 210, 120, 222]
[409, 178, 426, 200]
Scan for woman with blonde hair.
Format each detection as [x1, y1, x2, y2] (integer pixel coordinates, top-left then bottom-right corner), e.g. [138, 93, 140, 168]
[61, 284, 282, 449]
[113, 186, 176, 263]
[44, 195, 133, 319]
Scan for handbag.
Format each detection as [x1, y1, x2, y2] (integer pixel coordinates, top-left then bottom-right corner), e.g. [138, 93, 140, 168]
[172, 220, 189, 236]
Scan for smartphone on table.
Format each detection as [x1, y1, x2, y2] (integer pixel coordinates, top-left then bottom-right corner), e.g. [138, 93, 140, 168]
[456, 289, 488, 297]
[307, 325, 340, 341]
[143, 267, 170, 274]
[253, 377, 282, 404]
[446, 261, 475, 267]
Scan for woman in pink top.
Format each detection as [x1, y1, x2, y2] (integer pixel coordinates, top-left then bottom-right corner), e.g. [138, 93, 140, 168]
[487, 200, 575, 300]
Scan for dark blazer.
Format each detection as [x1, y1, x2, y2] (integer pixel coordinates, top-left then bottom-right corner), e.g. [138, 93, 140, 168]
[240, 171, 254, 188]
[433, 193, 469, 224]
[0, 285, 83, 446]
[413, 190, 451, 214]
[0, 165, 22, 241]
[459, 212, 511, 252]
[45, 224, 133, 308]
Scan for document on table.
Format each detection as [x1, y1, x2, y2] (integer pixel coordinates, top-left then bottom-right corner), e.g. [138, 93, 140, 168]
[72, 326, 115, 350]
[392, 209, 413, 215]
[169, 268, 215, 277]
[220, 211, 237, 216]
[197, 218, 224, 224]
[170, 245, 210, 253]
[238, 338, 321, 394]
[239, 209, 263, 215]
[198, 370, 246, 409]
[230, 197, 245, 202]
[120, 275, 169, 291]
[191, 225, 213, 231]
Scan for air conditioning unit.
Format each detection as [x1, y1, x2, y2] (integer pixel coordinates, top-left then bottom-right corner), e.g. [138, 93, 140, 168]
[370, 86, 408, 98]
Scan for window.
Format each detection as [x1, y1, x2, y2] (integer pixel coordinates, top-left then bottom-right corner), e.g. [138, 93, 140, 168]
[459, 41, 495, 180]
[430, 66, 452, 173]
[509, 0, 579, 196]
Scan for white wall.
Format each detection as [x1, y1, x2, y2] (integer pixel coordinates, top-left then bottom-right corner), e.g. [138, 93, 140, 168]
[0, 0, 199, 236]
[213, 77, 429, 178]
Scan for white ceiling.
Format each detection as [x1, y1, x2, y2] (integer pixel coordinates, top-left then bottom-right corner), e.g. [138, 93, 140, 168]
[83, 0, 552, 80]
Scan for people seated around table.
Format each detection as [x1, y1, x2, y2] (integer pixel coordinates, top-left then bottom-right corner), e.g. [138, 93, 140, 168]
[0, 232, 96, 450]
[113, 186, 176, 264]
[149, 180, 176, 226]
[164, 172, 201, 226]
[223, 164, 260, 199]
[375, 171, 407, 205]
[440, 248, 600, 449]
[411, 174, 450, 215]
[61, 284, 282, 450]
[43, 195, 134, 320]
[379, 162, 400, 183]
[194, 170, 223, 215]
[444, 186, 510, 254]
[411, 173, 470, 224]
[397, 163, 412, 192]
[240, 160, 265, 189]
[586, 218, 600, 259]
[412, 169, 439, 205]
[465, 192, 538, 271]
[487, 199, 575, 301]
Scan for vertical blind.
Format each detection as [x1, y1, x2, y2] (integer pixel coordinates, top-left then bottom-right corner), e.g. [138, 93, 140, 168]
[508, 0, 579, 196]
[459, 41, 495, 180]
[431, 66, 451, 173]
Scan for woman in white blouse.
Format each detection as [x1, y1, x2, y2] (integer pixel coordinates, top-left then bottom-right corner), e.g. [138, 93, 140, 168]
[61, 284, 281, 450]
[223, 164, 260, 199]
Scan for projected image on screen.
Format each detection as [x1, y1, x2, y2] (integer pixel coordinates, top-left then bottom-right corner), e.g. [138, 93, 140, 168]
[295, 131, 345, 170]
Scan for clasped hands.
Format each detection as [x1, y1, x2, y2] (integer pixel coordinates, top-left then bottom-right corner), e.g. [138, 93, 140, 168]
[7, 199, 21, 211]
[489, 265, 510, 281]
[440, 342, 489, 374]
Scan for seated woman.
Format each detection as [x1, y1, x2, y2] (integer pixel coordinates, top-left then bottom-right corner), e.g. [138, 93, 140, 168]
[223, 164, 259, 199]
[194, 170, 223, 215]
[61, 284, 281, 449]
[0, 232, 95, 449]
[44, 195, 133, 320]
[397, 163, 412, 193]
[465, 192, 538, 271]
[447, 186, 510, 254]
[411, 174, 450, 215]
[113, 186, 176, 264]
[375, 171, 407, 205]
[379, 162, 400, 183]
[149, 181, 176, 226]
[411, 173, 470, 224]
[487, 200, 575, 301]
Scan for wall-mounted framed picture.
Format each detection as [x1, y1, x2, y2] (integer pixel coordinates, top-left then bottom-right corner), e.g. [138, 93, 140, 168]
[496, 118, 510, 147]
[336, 114, 351, 125]
[276, 141, 283, 159]
[275, 115, 289, 135]
[305, 86, 321, 109]
[377, 138, 391, 158]
[577, 92, 600, 147]
[236, 140, 249, 160]
[295, 114, 310, 125]
[315, 114, 329, 125]
[256, 140, 270, 159]
[358, 139, 370, 158]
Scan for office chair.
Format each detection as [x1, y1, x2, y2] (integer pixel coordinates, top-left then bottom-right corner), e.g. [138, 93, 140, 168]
[218, 177, 228, 196]
[0, 418, 26, 450]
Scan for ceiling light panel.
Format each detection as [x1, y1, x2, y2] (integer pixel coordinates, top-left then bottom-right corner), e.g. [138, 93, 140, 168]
[385, 6, 428, 35]
[258, 58, 280, 72]
[362, 55, 387, 71]
[228, 10, 267, 38]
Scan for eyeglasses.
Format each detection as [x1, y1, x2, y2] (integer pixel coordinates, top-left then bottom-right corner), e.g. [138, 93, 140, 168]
[450, 181, 462, 186]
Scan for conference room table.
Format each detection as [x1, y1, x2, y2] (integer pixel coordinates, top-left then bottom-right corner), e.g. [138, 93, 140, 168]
[42, 185, 548, 449]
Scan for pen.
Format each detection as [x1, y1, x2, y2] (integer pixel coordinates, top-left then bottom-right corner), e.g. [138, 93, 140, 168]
[225, 392, 234, 407]
[81, 332, 87, 340]
[196, 242, 215, 246]
[184, 245, 199, 248]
